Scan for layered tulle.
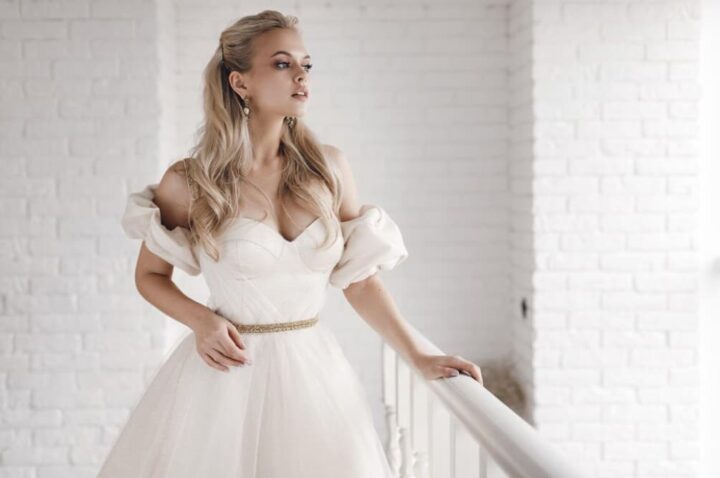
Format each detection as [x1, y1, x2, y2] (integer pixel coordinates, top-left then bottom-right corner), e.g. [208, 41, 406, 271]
[97, 323, 394, 478]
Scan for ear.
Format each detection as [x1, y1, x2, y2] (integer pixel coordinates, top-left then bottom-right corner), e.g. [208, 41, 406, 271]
[227, 71, 249, 98]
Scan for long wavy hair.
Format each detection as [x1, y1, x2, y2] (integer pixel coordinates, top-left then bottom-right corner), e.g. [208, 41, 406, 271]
[183, 10, 343, 262]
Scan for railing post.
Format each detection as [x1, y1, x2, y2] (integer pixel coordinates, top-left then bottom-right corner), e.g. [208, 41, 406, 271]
[413, 450, 431, 478]
[411, 371, 430, 456]
[380, 322, 590, 478]
[478, 445, 489, 478]
[429, 395, 452, 478]
[399, 427, 416, 478]
[385, 404, 402, 477]
[454, 420, 480, 478]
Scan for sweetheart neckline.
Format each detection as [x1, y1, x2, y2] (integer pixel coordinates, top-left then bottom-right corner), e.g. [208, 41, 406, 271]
[228, 216, 322, 245]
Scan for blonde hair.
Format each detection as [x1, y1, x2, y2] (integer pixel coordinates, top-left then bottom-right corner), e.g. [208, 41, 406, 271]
[182, 10, 342, 261]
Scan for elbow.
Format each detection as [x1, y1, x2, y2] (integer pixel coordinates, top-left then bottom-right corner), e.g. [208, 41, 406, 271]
[134, 268, 149, 297]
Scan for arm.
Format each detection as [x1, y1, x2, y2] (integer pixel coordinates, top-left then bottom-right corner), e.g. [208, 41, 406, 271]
[323, 144, 483, 383]
[133, 161, 210, 332]
[128, 161, 250, 372]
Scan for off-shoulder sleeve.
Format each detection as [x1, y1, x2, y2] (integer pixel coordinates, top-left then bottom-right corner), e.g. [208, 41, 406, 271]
[120, 183, 202, 276]
[329, 204, 409, 290]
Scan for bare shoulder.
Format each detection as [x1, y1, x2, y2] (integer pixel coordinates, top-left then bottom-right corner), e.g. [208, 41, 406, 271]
[321, 143, 361, 220]
[153, 159, 193, 230]
[321, 143, 349, 177]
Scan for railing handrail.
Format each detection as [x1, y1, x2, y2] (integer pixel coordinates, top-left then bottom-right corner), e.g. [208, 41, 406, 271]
[399, 322, 591, 478]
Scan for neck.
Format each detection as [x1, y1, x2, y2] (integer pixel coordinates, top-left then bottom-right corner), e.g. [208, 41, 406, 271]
[247, 114, 286, 170]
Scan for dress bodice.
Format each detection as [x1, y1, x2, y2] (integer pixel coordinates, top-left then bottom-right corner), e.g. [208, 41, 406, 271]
[121, 183, 409, 326]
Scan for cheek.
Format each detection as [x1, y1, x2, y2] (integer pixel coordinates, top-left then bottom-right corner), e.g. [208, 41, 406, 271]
[253, 76, 290, 104]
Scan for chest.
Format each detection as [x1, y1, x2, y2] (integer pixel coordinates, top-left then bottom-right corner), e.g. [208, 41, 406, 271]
[213, 215, 344, 279]
[237, 175, 328, 243]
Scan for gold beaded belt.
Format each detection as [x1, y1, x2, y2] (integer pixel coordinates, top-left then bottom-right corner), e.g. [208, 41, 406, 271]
[233, 316, 319, 334]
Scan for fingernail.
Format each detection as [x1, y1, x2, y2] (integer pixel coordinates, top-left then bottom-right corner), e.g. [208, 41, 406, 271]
[450, 371, 459, 377]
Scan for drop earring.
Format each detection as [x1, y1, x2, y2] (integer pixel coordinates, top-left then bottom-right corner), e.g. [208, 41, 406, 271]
[241, 96, 251, 116]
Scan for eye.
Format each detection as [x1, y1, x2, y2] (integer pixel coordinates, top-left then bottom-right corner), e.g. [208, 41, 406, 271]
[276, 61, 313, 72]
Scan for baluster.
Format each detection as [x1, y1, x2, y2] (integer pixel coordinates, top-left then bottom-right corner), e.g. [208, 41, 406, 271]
[396, 353, 413, 477]
[399, 426, 416, 478]
[410, 369, 432, 477]
[411, 371, 430, 458]
[382, 343, 401, 476]
[453, 421, 480, 478]
[478, 445, 488, 478]
[429, 396, 452, 478]
[413, 451, 431, 478]
[396, 354, 412, 429]
[384, 404, 401, 476]
[487, 458, 509, 478]
[382, 342, 397, 408]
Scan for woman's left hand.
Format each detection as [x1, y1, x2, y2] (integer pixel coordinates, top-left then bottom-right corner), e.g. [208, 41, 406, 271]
[412, 353, 483, 384]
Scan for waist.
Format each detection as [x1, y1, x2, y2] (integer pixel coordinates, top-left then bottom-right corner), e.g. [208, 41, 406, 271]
[231, 315, 319, 334]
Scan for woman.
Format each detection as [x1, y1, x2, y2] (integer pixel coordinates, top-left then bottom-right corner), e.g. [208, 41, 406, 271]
[99, 10, 482, 477]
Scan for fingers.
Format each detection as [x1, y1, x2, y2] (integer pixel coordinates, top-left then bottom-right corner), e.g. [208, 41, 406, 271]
[215, 346, 251, 367]
[464, 366, 483, 385]
[194, 317, 253, 372]
[218, 335, 251, 365]
[207, 348, 247, 371]
[223, 322, 253, 363]
[440, 366, 460, 378]
[201, 346, 252, 373]
[203, 351, 229, 372]
[226, 324, 246, 350]
[445, 355, 484, 384]
[215, 322, 250, 364]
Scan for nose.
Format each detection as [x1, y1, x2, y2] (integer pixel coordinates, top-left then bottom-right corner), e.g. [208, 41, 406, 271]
[294, 66, 307, 82]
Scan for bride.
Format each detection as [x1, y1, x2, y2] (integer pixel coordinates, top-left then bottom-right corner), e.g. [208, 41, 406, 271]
[98, 9, 482, 477]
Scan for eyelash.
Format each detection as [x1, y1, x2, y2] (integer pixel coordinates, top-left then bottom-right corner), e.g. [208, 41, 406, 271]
[276, 62, 313, 72]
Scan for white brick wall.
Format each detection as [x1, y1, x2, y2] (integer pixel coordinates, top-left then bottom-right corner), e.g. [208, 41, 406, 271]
[1, 0, 172, 476]
[1, 0, 706, 476]
[528, 1, 701, 477]
[699, 1, 720, 475]
[508, 0, 536, 427]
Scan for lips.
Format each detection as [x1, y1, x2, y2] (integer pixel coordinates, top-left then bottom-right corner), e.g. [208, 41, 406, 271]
[291, 89, 309, 99]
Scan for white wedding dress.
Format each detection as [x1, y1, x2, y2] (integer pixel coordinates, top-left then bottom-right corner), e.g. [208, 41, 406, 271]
[97, 183, 409, 478]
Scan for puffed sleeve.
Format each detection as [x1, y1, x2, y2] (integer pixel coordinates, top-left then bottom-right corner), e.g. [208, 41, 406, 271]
[120, 183, 202, 276]
[329, 204, 409, 290]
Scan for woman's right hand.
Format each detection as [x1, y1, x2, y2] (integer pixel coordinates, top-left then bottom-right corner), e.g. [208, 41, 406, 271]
[192, 310, 252, 372]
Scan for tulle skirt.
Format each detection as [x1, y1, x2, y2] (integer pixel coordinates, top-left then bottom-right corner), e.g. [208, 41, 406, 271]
[97, 321, 394, 478]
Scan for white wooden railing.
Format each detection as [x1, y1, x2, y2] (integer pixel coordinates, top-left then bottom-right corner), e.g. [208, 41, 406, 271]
[382, 323, 590, 478]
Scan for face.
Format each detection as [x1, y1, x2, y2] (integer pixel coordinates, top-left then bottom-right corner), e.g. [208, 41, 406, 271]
[228, 28, 312, 119]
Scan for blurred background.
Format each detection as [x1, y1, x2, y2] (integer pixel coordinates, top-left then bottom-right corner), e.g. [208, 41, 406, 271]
[1, 0, 718, 477]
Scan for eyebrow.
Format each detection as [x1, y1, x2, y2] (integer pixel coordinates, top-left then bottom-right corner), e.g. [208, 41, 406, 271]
[271, 50, 311, 60]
